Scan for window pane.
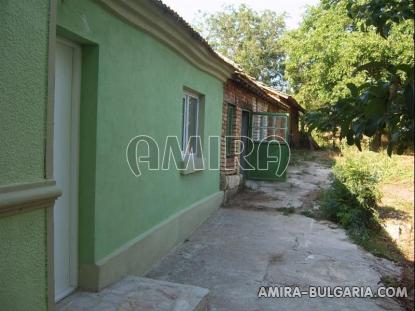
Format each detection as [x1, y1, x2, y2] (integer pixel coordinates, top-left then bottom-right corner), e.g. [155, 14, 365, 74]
[182, 96, 187, 151]
[276, 116, 286, 129]
[251, 114, 289, 142]
[187, 96, 198, 154]
[271, 116, 277, 128]
[252, 114, 261, 141]
[260, 115, 268, 140]
[276, 128, 286, 141]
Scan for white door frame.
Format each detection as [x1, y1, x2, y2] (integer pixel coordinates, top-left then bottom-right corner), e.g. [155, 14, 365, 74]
[54, 37, 81, 301]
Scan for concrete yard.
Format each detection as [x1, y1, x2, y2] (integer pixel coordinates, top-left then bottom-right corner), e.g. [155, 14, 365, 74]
[57, 276, 209, 311]
[236, 155, 332, 211]
[58, 154, 403, 311]
[147, 208, 401, 310]
[147, 157, 403, 310]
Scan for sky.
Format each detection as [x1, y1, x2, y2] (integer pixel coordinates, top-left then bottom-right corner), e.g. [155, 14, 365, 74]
[161, 0, 320, 30]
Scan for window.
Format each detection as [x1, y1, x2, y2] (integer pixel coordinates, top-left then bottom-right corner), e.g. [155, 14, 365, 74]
[226, 104, 235, 156]
[252, 113, 288, 142]
[182, 92, 200, 155]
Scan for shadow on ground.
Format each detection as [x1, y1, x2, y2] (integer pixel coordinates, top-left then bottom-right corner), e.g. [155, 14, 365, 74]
[147, 151, 404, 311]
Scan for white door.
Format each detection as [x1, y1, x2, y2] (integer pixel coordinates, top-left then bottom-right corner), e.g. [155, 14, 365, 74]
[53, 39, 80, 302]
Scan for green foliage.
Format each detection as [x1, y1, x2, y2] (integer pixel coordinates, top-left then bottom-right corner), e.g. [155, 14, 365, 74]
[195, 0, 414, 154]
[280, 207, 296, 215]
[321, 153, 381, 230]
[284, 1, 373, 109]
[284, 0, 414, 155]
[339, 143, 414, 183]
[341, 0, 414, 38]
[195, 5, 287, 89]
[317, 147, 413, 264]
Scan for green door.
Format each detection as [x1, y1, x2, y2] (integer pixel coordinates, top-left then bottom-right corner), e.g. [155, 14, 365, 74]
[246, 112, 290, 181]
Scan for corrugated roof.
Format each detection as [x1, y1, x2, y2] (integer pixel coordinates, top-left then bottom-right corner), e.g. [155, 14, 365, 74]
[230, 70, 305, 113]
[231, 72, 291, 111]
[149, 0, 234, 70]
[152, 0, 304, 113]
[258, 83, 305, 113]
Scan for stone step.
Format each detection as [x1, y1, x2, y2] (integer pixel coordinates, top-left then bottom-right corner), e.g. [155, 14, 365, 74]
[57, 276, 209, 311]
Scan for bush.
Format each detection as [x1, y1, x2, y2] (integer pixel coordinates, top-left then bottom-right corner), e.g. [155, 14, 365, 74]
[320, 151, 382, 234]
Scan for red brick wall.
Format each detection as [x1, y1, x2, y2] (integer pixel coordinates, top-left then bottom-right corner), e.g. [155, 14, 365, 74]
[290, 108, 300, 147]
[220, 80, 288, 189]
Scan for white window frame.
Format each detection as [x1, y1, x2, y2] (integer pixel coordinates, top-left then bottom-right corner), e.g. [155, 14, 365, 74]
[182, 92, 200, 156]
[252, 114, 289, 142]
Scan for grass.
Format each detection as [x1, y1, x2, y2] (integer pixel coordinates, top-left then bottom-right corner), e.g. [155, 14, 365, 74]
[290, 149, 336, 167]
[339, 147, 414, 184]
[300, 209, 317, 218]
[381, 275, 401, 288]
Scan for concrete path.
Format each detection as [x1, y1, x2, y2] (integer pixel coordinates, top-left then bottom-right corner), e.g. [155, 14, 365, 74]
[237, 154, 332, 211]
[147, 154, 403, 310]
[57, 276, 209, 311]
[147, 210, 401, 310]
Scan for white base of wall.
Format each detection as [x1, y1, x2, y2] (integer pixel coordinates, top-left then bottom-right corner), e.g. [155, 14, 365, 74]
[221, 174, 243, 204]
[79, 191, 224, 291]
[225, 174, 243, 190]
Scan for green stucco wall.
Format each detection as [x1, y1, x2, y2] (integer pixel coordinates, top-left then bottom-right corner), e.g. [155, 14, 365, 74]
[0, 210, 48, 311]
[57, 0, 224, 264]
[0, 0, 49, 185]
[0, 1, 51, 310]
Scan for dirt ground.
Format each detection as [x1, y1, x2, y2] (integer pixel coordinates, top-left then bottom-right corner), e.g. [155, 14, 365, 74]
[379, 161, 414, 310]
[380, 181, 414, 261]
[229, 151, 333, 212]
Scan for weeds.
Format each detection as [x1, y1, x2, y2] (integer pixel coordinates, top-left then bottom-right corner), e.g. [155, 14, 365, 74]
[280, 207, 296, 215]
[320, 154, 381, 234]
[312, 146, 414, 309]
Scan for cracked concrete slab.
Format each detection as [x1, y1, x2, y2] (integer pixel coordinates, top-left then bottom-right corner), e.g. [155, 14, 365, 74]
[239, 158, 332, 210]
[147, 209, 402, 310]
[57, 276, 209, 311]
[58, 152, 403, 310]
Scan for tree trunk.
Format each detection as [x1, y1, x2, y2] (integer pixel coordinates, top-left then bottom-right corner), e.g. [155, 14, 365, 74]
[369, 131, 382, 151]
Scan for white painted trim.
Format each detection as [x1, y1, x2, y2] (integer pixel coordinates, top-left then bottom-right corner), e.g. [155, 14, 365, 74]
[46, 1, 57, 309]
[55, 286, 76, 303]
[46, 0, 57, 180]
[182, 92, 201, 156]
[182, 94, 188, 154]
[46, 202, 55, 311]
[0, 180, 61, 216]
[54, 37, 81, 298]
[69, 38, 81, 291]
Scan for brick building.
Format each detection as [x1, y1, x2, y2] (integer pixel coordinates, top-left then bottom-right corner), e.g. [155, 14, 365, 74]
[260, 84, 306, 147]
[220, 71, 304, 196]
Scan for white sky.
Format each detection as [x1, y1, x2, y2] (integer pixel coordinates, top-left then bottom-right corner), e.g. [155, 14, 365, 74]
[161, 0, 320, 29]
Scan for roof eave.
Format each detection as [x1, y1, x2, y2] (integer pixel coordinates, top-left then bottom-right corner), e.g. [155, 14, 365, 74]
[231, 73, 290, 110]
[97, 0, 235, 81]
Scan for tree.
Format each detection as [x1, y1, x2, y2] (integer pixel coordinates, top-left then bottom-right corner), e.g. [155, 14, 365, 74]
[341, 0, 414, 155]
[284, 0, 414, 154]
[195, 5, 287, 89]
